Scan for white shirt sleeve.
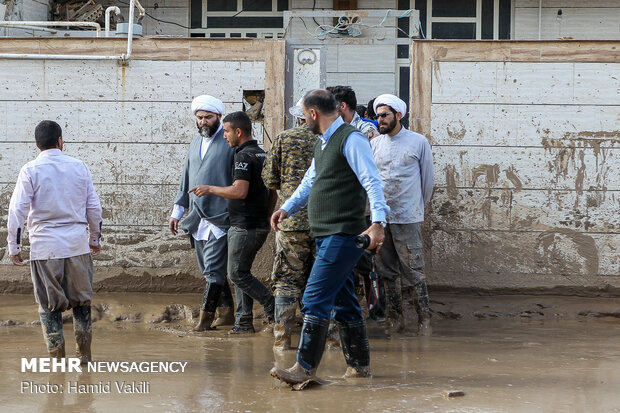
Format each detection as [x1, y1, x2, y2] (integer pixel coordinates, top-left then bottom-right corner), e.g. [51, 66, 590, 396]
[84, 165, 103, 246]
[7, 168, 33, 256]
[171, 204, 186, 220]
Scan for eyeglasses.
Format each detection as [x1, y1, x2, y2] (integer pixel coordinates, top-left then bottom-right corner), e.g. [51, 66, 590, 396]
[374, 113, 392, 120]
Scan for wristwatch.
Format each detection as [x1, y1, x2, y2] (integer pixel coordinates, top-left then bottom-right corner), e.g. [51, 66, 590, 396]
[374, 221, 387, 228]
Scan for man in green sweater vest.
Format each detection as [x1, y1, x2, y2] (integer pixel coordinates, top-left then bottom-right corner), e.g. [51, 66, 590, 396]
[269, 89, 390, 387]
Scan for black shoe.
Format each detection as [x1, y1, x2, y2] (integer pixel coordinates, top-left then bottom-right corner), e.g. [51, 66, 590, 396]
[228, 325, 255, 335]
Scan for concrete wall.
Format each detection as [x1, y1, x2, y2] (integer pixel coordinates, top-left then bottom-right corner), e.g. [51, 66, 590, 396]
[0, 38, 284, 293]
[514, 0, 620, 40]
[411, 40, 620, 293]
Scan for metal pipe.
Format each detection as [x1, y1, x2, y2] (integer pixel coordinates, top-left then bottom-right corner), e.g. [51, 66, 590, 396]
[2, 25, 58, 34]
[0, 21, 102, 37]
[538, 0, 542, 40]
[105, 6, 121, 37]
[121, 0, 145, 63]
[0, 53, 120, 60]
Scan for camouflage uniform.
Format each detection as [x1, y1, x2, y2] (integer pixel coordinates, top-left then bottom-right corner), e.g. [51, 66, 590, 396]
[262, 123, 317, 298]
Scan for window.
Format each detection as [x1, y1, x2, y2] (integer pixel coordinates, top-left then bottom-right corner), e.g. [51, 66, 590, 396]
[190, 0, 289, 38]
[408, 0, 511, 40]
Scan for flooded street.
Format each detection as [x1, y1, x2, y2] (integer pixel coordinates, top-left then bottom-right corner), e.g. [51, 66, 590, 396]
[1, 293, 620, 412]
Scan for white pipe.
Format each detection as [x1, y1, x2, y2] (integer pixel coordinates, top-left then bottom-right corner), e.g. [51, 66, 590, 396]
[538, 0, 542, 40]
[0, 21, 101, 37]
[105, 6, 121, 37]
[0, 53, 119, 60]
[134, 0, 145, 18]
[2, 25, 58, 34]
[121, 0, 145, 63]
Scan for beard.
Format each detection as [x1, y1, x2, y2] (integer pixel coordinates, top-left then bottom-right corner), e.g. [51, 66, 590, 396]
[197, 118, 220, 138]
[378, 117, 397, 134]
[306, 117, 321, 135]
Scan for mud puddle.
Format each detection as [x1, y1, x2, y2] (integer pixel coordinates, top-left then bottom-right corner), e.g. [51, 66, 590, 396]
[1, 293, 620, 412]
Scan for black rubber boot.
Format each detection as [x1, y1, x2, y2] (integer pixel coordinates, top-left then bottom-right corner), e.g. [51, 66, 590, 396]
[270, 314, 329, 385]
[337, 318, 371, 378]
[193, 283, 223, 332]
[39, 311, 65, 360]
[273, 296, 297, 352]
[72, 305, 92, 365]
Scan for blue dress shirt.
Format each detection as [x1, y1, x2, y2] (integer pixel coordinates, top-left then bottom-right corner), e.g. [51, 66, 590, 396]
[281, 117, 389, 223]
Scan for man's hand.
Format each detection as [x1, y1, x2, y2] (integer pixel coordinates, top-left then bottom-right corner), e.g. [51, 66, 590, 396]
[9, 252, 25, 266]
[169, 217, 179, 236]
[90, 244, 101, 256]
[361, 223, 385, 253]
[188, 185, 211, 197]
[270, 209, 288, 232]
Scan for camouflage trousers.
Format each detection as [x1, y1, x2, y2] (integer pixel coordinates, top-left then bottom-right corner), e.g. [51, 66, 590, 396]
[374, 222, 430, 317]
[271, 230, 315, 298]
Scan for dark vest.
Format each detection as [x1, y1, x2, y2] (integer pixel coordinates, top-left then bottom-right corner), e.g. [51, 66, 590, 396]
[308, 123, 367, 237]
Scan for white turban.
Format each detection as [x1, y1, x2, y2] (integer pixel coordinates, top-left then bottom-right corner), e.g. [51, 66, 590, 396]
[373, 94, 407, 116]
[288, 97, 305, 119]
[191, 95, 225, 115]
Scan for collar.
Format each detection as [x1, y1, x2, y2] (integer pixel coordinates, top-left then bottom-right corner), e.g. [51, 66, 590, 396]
[37, 148, 62, 158]
[319, 116, 344, 144]
[235, 139, 258, 153]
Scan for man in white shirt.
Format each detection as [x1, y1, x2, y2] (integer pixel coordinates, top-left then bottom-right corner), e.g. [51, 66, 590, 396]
[7, 120, 103, 362]
[370, 94, 435, 336]
[169, 95, 236, 332]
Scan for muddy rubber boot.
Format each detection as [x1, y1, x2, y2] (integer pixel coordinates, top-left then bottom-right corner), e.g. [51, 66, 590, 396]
[193, 311, 216, 332]
[212, 281, 234, 328]
[72, 305, 92, 365]
[273, 296, 297, 352]
[211, 307, 234, 328]
[270, 314, 329, 386]
[229, 315, 255, 334]
[417, 308, 432, 336]
[412, 283, 432, 336]
[337, 319, 371, 378]
[39, 311, 65, 360]
[386, 311, 405, 335]
[326, 322, 340, 350]
[192, 283, 222, 332]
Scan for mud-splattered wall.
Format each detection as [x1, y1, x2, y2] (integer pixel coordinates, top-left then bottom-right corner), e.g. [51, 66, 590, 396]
[0, 38, 284, 293]
[411, 41, 619, 293]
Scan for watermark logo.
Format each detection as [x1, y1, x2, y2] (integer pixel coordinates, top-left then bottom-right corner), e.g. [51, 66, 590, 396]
[21, 358, 188, 374]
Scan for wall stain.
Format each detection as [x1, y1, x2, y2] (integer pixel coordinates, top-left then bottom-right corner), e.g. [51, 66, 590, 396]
[444, 164, 459, 198]
[446, 120, 466, 141]
[504, 166, 523, 192]
[537, 228, 599, 277]
[472, 164, 500, 187]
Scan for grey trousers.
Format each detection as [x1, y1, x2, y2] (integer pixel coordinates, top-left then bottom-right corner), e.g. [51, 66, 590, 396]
[194, 231, 228, 286]
[374, 222, 430, 316]
[30, 253, 93, 313]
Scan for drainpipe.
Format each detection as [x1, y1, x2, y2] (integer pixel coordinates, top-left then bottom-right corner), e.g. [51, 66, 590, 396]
[0, 21, 116, 60]
[0, 21, 102, 36]
[538, 0, 542, 40]
[121, 0, 145, 63]
[105, 6, 121, 37]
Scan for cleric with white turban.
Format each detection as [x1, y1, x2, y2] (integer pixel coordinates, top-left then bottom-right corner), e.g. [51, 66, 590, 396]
[191, 94, 225, 115]
[373, 94, 407, 117]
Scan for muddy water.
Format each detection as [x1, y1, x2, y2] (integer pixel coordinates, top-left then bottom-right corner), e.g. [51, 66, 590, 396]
[2, 293, 620, 412]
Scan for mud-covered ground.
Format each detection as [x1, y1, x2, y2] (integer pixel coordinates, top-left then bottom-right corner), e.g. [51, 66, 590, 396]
[1, 293, 620, 412]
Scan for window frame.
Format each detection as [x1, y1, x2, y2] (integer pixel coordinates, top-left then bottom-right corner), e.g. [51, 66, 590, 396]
[190, 0, 289, 38]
